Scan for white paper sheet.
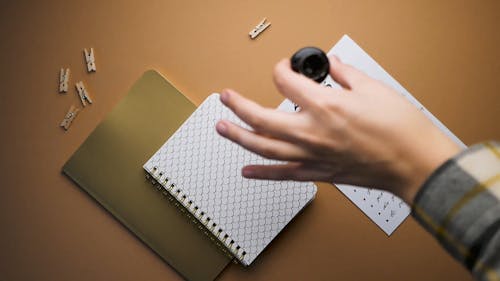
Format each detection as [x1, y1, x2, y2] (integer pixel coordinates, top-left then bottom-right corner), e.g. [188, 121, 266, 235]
[278, 35, 465, 235]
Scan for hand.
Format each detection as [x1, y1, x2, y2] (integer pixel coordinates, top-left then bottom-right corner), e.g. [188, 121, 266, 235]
[216, 56, 461, 204]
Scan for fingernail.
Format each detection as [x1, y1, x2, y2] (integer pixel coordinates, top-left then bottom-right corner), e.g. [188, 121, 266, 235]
[220, 90, 230, 103]
[216, 121, 227, 135]
[242, 167, 255, 178]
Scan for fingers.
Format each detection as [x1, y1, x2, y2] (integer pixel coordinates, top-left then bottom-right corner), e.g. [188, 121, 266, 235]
[241, 162, 332, 182]
[216, 120, 310, 161]
[328, 55, 369, 90]
[220, 89, 303, 140]
[273, 59, 331, 108]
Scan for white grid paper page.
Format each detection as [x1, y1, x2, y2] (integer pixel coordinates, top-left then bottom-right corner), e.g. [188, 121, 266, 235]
[144, 94, 317, 266]
[278, 35, 465, 235]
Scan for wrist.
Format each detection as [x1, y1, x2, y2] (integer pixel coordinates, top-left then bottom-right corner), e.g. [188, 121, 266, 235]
[397, 130, 461, 204]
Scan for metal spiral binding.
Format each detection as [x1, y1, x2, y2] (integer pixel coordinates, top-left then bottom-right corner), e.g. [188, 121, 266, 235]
[146, 165, 247, 263]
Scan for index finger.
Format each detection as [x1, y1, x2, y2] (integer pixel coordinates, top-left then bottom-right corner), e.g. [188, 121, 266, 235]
[220, 89, 304, 142]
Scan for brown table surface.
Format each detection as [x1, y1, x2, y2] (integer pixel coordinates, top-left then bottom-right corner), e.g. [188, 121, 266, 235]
[1, 1, 499, 280]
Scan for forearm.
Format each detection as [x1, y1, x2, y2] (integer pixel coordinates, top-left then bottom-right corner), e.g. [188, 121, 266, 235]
[412, 141, 500, 280]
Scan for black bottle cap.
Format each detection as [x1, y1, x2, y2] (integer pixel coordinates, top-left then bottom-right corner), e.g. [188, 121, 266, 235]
[290, 47, 329, 83]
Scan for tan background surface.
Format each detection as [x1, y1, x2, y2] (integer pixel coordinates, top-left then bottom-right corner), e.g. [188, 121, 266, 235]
[1, 0, 499, 280]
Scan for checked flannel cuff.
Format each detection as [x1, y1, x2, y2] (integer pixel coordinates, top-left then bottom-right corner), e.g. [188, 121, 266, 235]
[412, 141, 500, 281]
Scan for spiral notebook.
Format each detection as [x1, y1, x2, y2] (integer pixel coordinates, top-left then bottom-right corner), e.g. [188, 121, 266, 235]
[143, 94, 317, 266]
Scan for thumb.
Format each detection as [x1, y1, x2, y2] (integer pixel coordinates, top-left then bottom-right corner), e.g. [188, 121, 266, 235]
[328, 55, 369, 90]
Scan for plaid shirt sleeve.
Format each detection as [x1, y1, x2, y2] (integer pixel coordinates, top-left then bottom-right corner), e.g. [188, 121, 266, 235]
[412, 141, 500, 281]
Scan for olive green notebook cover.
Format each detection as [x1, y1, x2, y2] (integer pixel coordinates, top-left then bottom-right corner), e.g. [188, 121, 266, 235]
[62, 70, 231, 281]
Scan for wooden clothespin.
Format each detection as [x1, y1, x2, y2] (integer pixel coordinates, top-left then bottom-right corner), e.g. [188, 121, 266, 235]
[83, 48, 96, 72]
[249, 18, 271, 39]
[60, 105, 79, 130]
[59, 68, 70, 93]
[75, 81, 93, 106]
